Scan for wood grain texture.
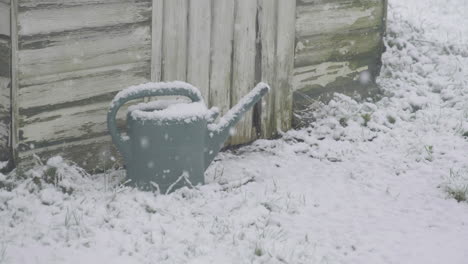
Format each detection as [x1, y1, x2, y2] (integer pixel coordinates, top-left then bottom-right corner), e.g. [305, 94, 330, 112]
[187, 0, 211, 101]
[13, 0, 152, 170]
[295, 29, 382, 68]
[209, 0, 234, 113]
[8, 0, 387, 171]
[11, 0, 18, 165]
[151, 0, 163, 82]
[0, 1, 9, 37]
[258, 0, 277, 138]
[296, 0, 383, 38]
[0, 0, 10, 162]
[18, 25, 151, 79]
[18, 1, 151, 35]
[275, 0, 295, 133]
[293, 0, 386, 105]
[16, 135, 123, 173]
[162, 0, 188, 81]
[230, 0, 257, 145]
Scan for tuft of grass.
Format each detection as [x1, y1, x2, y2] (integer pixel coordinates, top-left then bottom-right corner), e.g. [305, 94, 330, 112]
[447, 187, 467, 203]
[424, 145, 434, 162]
[339, 117, 348, 127]
[361, 113, 372, 127]
[462, 131, 468, 138]
[387, 115, 396, 124]
[254, 246, 263, 257]
[443, 169, 468, 203]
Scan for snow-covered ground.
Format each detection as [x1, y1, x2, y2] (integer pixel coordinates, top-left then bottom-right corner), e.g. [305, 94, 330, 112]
[1, 0, 468, 263]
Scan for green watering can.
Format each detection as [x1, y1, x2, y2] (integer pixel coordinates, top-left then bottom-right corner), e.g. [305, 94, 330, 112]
[107, 81, 270, 193]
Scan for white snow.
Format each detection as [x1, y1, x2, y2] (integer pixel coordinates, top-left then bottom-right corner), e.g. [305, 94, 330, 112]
[110, 81, 204, 108]
[130, 101, 208, 123]
[1, 0, 468, 263]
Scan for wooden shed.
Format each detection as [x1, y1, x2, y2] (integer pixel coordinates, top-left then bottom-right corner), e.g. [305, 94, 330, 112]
[0, 0, 387, 171]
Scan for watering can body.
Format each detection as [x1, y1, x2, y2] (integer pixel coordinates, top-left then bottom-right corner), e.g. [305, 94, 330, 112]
[107, 81, 269, 193]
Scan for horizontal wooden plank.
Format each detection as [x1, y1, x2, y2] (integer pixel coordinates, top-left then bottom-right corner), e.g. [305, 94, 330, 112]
[296, 0, 383, 38]
[18, 61, 149, 110]
[18, 1, 151, 35]
[18, 96, 141, 149]
[295, 29, 382, 68]
[293, 58, 370, 92]
[0, 1, 9, 37]
[18, 0, 140, 8]
[17, 24, 151, 79]
[17, 135, 123, 172]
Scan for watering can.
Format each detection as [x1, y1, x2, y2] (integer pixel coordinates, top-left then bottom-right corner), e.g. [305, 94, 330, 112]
[107, 81, 270, 193]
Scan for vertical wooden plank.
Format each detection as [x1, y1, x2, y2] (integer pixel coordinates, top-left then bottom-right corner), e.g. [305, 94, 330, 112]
[10, 0, 18, 166]
[230, 0, 257, 145]
[162, 0, 188, 81]
[151, 0, 164, 82]
[275, 0, 295, 132]
[0, 0, 11, 165]
[187, 0, 211, 102]
[209, 0, 234, 114]
[258, 0, 277, 138]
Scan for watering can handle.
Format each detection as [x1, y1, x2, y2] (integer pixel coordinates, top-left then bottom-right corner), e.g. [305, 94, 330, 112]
[107, 81, 204, 159]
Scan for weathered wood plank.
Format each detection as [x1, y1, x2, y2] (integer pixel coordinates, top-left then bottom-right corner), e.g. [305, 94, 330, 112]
[12, 0, 154, 170]
[296, 0, 383, 38]
[162, 0, 188, 81]
[11, 0, 19, 164]
[18, 0, 140, 8]
[293, 59, 370, 93]
[0, 38, 9, 77]
[17, 135, 122, 172]
[187, 0, 211, 101]
[295, 29, 382, 68]
[151, 0, 163, 82]
[230, 0, 258, 145]
[258, 0, 277, 138]
[209, 0, 234, 113]
[275, 0, 295, 133]
[18, 1, 152, 36]
[17, 25, 151, 79]
[18, 97, 139, 149]
[0, 77, 10, 162]
[18, 62, 149, 109]
[0, 1, 9, 37]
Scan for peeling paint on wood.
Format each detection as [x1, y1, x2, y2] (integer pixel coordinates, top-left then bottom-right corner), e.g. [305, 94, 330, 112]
[12, 0, 152, 171]
[293, 0, 386, 110]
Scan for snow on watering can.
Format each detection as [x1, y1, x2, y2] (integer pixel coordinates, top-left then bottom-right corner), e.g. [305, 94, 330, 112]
[107, 81, 269, 193]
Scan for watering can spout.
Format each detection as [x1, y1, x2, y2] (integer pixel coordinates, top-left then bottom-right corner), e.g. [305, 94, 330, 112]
[204, 82, 270, 168]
